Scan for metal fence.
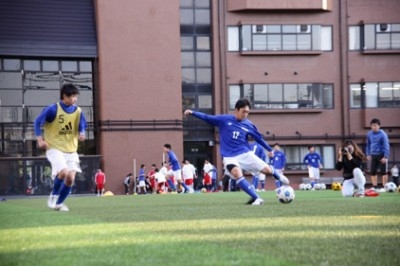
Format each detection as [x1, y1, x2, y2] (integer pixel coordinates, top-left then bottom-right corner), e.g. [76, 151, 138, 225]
[0, 155, 101, 195]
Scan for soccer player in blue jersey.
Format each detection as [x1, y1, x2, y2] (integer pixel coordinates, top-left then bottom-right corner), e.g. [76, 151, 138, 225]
[303, 145, 323, 189]
[249, 141, 267, 191]
[269, 143, 286, 189]
[184, 98, 289, 205]
[34, 83, 87, 211]
[366, 118, 390, 190]
[137, 164, 147, 194]
[163, 144, 190, 193]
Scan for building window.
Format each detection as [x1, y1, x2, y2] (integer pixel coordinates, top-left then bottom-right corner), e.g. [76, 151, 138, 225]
[273, 145, 335, 170]
[227, 24, 332, 52]
[349, 23, 400, 51]
[350, 81, 400, 108]
[0, 57, 94, 157]
[229, 83, 333, 110]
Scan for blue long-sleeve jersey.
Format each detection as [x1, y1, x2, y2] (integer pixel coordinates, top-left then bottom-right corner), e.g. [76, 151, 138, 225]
[191, 111, 272, 157]
[167, 150, 181, 171]
[270, 150, 286, 170]
[34, 101, 87, 137]
[138, 169, 145, 181]
[303, 152, 323, 168]
[366, 129, 390, 158]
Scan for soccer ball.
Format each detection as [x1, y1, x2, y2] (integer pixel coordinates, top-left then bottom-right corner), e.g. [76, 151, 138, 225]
[277, 185, 295, 204]
[320, 183, 326, 190]
[314, 183, 322, 190]
[299, 183, 306, 190]
[384, 182, 397, 192]
[332, 182, 342, 191]
[305, 183, 312, 190]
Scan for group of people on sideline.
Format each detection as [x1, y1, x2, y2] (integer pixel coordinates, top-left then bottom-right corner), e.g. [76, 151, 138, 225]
[122, 144, 219, 195]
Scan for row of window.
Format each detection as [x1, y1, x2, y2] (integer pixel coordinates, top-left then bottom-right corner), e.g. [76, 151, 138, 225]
[228, 24, 332, 52]
[350, 82, 400, 108]
[228, 23, 400, 52]
[229, 83, 333, 110]
[228, 82, 400, 110]
[349, 23, 400, 51]
[0, 58, 92, 72]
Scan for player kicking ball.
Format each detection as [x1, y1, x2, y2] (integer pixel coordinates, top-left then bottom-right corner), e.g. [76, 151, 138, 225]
[184, 98, 289, 205]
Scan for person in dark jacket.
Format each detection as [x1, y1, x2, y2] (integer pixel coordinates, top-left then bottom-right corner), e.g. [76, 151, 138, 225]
[335, 139, 366, 197]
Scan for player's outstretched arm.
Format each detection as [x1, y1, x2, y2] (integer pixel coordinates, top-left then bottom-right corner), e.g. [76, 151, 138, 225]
[184, 110, 193, 116]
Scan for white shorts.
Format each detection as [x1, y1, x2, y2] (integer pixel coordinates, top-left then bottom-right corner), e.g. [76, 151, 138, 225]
[173, 170, 182, 181]
[138, 180, 146, 187]
[223, 151, 268, 178]
[257, 173, 266, 181]
[46, 148, 81, 179]
[308, 167, 320, 179]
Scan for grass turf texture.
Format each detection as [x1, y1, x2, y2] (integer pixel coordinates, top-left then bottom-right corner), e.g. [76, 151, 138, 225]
[0, 190, 399, 266]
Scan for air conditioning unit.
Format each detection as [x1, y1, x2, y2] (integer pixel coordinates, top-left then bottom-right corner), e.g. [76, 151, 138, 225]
[297, 24, 310, 33]
[376, 23, 390, 32]
[253, 25, 266, 33]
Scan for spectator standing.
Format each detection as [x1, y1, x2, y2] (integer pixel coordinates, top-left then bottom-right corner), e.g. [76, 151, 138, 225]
[269, 143, 286, 189]
[137, 164, 147, 194]
[182, 159, 196, 193]
[303, 145, 323, 190]
[148, 164, 157, 194]
[123, 173, 132, 195]
[94, 169, 106, 196]
[366, 118, 390, 190]
[335, 140, 366, 197]
[203, 159, 214, 191]
[249, 141, 267, 191]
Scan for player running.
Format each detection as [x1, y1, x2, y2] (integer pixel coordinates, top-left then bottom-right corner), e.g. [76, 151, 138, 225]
[184, 98, 289, 205]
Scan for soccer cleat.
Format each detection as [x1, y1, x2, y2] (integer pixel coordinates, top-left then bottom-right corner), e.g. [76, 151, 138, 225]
[251, 198, 264, 205]
[54, 203, 69, 211]
[279, 174, 289, 185]
[47, 193, 58, 209]
[246, 198, 256, 205]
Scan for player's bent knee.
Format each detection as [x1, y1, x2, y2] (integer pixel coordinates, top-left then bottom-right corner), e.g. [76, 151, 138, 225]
[226, 164, 236, 172]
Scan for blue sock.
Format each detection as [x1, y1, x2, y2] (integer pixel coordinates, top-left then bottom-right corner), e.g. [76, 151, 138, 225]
[237, 177, 259, 199]
[311, 180, 316, 188]
[56, 183, 71, 205]
[275, 180, 281, 188]
[167, 179, 176, 190]
[180, 182, 189, 192]
[52, 176, 63, 195]
[261, 181, 265, 189]
[252, 176, 259, 189]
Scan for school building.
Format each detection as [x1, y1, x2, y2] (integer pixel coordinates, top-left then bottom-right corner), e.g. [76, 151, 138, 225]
[0, 0, 399, 195]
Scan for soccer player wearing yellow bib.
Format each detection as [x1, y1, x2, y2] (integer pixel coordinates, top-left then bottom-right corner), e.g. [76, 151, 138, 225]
[34, 83, 87, 211]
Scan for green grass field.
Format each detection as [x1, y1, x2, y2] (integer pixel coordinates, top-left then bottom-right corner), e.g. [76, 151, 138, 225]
[0, 190, 399, 266]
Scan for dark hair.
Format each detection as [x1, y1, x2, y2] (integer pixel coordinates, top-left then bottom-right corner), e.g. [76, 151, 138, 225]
[164, 144, 171, 149]
[234, 98, 251, 110]
[342, 139, 366, 162]
[60, 83, 79, 100]
[140, 164, 145, 168]
[370, 118, 381, 125]
[273, 143, 280, 146]
[308, 145, 315, 150]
